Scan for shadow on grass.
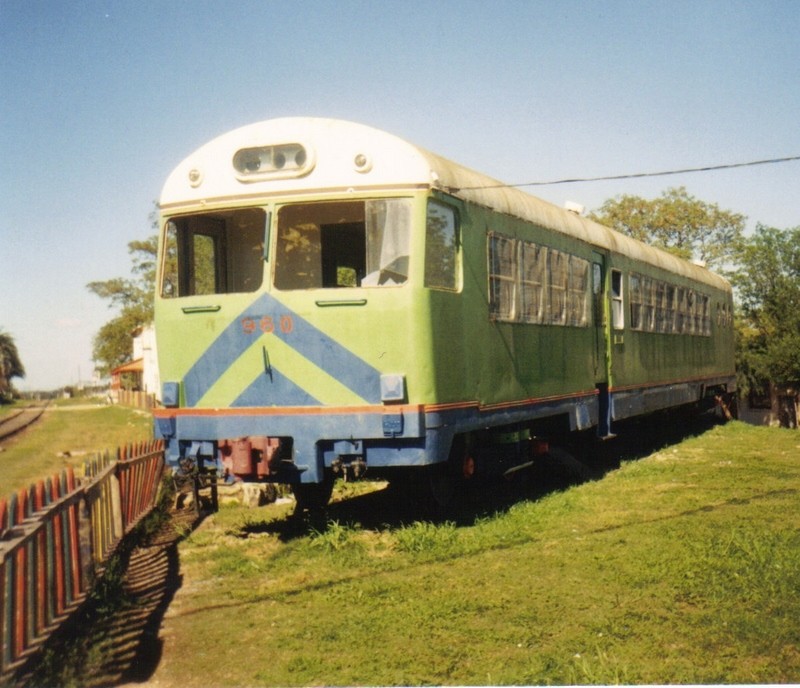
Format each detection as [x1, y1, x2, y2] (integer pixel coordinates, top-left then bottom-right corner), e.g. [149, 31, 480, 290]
[245, 409, 727, 540]
[19, 507, 201, 688]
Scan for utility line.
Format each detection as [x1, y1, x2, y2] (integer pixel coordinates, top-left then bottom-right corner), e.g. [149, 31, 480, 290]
[455, 154, 800, 190]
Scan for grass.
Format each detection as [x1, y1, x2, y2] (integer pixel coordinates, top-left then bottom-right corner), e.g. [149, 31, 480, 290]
[0, 400, 21, 419]
[145, 419, 800, 686]
[0, 400, 153, 497]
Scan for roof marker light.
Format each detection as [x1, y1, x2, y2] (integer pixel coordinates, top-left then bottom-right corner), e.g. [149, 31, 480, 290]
[354, 153, 372, 173]
[188, 168, 203, 187]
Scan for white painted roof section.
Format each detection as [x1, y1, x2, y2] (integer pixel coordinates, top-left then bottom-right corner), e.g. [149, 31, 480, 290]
[161, 117, 730, 292]
[160, 117, 435, 206]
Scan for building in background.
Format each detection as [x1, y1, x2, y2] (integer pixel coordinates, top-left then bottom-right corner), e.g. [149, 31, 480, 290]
[109, 324, 160, 408]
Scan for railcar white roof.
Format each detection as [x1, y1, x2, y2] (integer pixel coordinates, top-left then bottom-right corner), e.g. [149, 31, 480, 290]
[161, 117, 730, 292]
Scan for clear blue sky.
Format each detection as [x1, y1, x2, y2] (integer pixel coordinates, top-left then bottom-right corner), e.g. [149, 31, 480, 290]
[2, 0, 799, 391]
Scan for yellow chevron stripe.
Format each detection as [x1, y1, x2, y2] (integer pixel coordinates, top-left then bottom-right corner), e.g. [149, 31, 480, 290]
[196, 334, 369, 408]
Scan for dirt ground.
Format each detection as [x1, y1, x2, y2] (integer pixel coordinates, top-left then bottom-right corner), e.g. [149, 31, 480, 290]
[14, 506, 194, 688]
[92, 508, 196, 688]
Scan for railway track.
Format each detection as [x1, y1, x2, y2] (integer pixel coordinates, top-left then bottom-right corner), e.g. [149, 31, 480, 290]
[0, 402, 51, 443]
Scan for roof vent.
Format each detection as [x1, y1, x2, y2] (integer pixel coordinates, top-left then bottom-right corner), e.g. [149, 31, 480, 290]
[565, 201, 585, 215]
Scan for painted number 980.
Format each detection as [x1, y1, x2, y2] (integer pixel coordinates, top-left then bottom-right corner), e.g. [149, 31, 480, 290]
[241, 315, 294, 335]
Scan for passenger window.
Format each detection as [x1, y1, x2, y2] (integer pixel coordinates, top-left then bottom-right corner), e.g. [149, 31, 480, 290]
[274, 199, 411, 289]
[521, 242, 547, 323]
[488, 233, 517, 320]
[160, 208, 266, 298]
[611, 269, 624, 330]
[492, 234, 591, 326]
[425, 201, 458, 290]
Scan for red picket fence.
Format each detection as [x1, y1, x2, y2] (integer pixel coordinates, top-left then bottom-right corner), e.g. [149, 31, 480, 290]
[0, 440, 165, 676]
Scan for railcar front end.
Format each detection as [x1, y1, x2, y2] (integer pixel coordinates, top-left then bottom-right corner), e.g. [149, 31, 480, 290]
[153, 198, 457, 485]
[153, 119, 470, 498]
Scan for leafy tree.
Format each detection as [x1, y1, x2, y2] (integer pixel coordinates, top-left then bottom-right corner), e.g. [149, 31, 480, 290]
[731, 224, 800, 397]
[0, 329, 25, 401]
[589, 186, 745, 269]
[88, 233, 158, 376]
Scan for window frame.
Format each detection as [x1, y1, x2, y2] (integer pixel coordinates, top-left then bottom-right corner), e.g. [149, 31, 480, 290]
[272, 197, 413, 291]
[424, 199, 460, 291]
[160, 208, 267, 299]
[488, 232, 590, 328]
[610, 269, 625, 330]
[488, 232, 518, 321]
[628, 270, 713, 337]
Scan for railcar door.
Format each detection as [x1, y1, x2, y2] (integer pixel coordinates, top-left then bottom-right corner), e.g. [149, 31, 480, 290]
[592, 252, 612, 436]
[591, 252, 608, 381]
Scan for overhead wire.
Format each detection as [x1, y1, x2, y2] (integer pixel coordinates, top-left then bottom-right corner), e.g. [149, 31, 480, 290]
[454, 154, 800, 191]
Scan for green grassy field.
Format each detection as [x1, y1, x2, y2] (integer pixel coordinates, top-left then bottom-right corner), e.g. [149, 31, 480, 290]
[9, 407, 800, 686]
[0, 399, 153, 498]
[147, 419, 800, 686]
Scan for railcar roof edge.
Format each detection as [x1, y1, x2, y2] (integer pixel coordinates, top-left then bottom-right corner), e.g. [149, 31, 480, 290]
[160, 117, 731, 293]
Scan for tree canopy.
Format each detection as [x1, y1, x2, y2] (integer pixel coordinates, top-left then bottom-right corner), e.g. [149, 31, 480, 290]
[730, 224, 800, 394]
[87, 234, 158, 376]
[0, 329, 25, 401]
[589, 187, 798, 396]
[589, 186, 745, 269]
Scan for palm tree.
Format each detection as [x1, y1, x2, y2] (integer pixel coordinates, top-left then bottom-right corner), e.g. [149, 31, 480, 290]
[0, 329, 25, 401]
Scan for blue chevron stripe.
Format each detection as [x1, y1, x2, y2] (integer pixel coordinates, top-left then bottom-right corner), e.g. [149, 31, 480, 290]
[233, 367, 321, 407]
[182, 292, 381, 406]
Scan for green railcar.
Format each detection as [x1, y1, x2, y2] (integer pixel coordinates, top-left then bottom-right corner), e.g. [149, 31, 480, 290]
[153, 118, 735, 503]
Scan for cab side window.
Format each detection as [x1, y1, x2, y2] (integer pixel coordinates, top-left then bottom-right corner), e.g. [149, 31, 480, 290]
[160, 208, 266, 298]
[425, 201, 458, 290]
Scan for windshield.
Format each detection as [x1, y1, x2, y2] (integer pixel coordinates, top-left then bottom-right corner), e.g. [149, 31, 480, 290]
[160, 208, 266, 298]
[274, 199, 412, 289]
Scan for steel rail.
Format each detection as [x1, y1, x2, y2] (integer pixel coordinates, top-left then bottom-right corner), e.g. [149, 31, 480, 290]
[0, 402, 51, 443]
